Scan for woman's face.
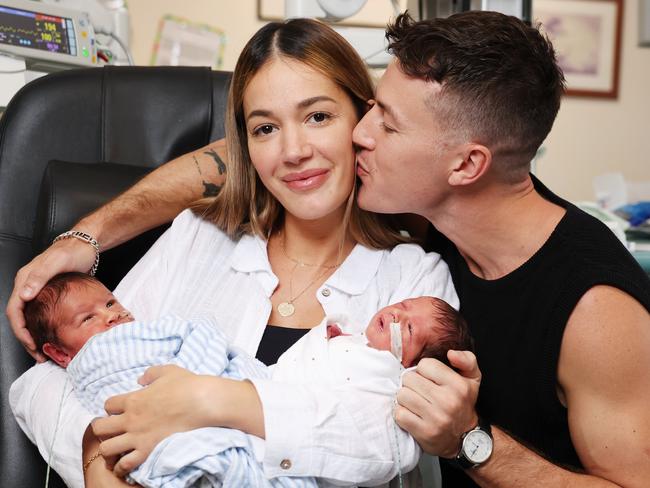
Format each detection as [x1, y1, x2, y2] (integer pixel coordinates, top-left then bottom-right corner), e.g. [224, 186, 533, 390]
[243, 57, 359, 222]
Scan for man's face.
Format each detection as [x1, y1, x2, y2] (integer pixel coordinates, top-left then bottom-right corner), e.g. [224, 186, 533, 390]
[365, 297, 442, 367]
[353, 61, 460, 216]
[53, 282, 133, 360]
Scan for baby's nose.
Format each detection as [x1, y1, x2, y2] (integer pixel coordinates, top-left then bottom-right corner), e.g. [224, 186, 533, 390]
[106, 310, 121, 325]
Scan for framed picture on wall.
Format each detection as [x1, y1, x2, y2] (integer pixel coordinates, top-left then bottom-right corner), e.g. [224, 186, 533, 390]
[534, 0, 623, 98]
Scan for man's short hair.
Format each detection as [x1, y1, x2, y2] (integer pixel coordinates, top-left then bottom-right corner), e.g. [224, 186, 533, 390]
[24, 272, 100, 352]
[386, 11, 565, 181]
[419, 297, 473, 366]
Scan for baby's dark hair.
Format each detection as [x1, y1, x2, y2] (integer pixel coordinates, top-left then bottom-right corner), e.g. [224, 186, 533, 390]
[24, 272, 101, 353]
[417, 297, 474, 366]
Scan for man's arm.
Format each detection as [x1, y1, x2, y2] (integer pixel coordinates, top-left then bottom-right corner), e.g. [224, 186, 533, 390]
[6, 139, 227, 358]
[78, 139, 227, 250]
[396, 285, 650, 487]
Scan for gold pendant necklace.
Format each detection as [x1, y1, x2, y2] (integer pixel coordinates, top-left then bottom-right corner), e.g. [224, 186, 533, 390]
[277, 301, 296, 317]
[277, 263, 332, 317]
[276, 235, 341, 317]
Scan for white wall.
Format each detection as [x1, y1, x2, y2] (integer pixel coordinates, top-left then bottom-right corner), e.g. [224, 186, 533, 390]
[128, 0, 650, 202]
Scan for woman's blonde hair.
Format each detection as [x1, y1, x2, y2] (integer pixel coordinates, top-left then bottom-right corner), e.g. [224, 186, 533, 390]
[192, 18, 407, 249]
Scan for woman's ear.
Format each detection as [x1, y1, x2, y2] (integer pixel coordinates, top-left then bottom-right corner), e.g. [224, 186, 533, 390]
[42, 342, 72, 368]
[448, 143, 492, 187]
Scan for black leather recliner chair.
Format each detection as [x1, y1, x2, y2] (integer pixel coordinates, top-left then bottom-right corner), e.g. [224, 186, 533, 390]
[0, 66, 230, 487]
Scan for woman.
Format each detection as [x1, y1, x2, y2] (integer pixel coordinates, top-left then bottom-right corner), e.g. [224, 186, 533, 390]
[12, 18, 457, 487]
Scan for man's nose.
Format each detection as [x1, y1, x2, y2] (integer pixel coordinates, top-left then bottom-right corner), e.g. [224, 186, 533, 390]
[282, 127, 312, 165]
[352, 110, 376, 151]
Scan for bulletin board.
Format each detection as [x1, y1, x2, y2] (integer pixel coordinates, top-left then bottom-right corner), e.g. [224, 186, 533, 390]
[151, 15, 226, 68]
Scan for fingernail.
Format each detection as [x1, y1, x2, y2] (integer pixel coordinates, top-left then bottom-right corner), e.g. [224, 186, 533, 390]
[22, 286, 34, 298]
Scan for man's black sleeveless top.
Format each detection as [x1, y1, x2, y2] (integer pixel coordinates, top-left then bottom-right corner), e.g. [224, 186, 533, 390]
[426, 177, 650, 487]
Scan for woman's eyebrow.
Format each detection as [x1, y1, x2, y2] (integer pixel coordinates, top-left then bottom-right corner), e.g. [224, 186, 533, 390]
[247, 96, 337, 122]
[246, 109, 272, 121]
[297, 95, 337, 108]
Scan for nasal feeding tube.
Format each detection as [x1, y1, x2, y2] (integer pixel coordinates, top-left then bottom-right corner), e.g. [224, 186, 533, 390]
[389, 322, 403, 364]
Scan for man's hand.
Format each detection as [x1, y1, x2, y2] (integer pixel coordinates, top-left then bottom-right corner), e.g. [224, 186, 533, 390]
[6, 238, 97, 361]
[395, 350, 481, 458]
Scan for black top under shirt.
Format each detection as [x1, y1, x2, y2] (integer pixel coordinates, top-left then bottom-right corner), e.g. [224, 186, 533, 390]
[255, 325, 310, 366]
[426, 176, 650, 487]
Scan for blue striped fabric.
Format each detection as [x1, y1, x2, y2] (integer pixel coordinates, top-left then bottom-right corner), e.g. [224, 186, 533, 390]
[67, 315, 316, 488]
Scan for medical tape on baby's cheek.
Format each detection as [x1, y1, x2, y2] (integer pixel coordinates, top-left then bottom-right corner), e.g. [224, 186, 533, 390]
[389, 322, 403, 363]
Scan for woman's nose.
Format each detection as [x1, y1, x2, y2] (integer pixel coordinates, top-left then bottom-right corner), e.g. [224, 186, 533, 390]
[282, 127, 312, 165]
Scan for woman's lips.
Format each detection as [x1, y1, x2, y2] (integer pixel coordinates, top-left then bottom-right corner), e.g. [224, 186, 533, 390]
[283, 169, 329, 191]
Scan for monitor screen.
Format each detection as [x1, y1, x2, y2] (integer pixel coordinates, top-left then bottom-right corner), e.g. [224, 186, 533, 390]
[0, 5, 76, 56]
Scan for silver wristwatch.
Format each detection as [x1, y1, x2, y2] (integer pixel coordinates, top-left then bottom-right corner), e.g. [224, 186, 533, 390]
[454, 419, 493, 469]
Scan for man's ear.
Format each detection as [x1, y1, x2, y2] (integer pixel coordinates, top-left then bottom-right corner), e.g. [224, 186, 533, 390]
[448, 143, 492, 186]
[42, 342, 72, 368]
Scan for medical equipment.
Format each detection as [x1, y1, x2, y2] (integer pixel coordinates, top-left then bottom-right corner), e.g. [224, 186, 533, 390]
[285, 0, 531, 67]
[0, 0, 131, 107]
[285, 0, 400, 67]
[407, 0, 531, 23]
[41, 0, 132, 65]
[0, 0, 98, 70]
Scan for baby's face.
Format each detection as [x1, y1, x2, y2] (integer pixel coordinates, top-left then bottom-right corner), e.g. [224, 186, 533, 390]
[365, 297, 440, 367]
[55, 281, 133, 357]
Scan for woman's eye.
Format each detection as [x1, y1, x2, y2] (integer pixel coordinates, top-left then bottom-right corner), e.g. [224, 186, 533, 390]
[309, 112, 330, 124]
[107, 300, 115, 308]
[252, 124, 275, 136]
[381, 122, 396, 134]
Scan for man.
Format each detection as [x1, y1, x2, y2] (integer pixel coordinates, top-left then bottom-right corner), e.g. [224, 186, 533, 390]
[8, 11, 650, 488]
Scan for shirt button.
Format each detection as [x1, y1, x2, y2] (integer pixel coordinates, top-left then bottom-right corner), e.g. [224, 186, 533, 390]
[280, 459, 292, 470]
[321, 288, 331, 297]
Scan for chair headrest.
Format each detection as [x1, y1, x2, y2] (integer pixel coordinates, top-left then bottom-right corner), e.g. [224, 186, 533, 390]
[33, 160, 151, 253]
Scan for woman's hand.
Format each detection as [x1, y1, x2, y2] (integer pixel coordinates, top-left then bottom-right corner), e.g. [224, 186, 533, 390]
[394, 350, 481, 458]
[83, 424, 142, 487]
[91, 365, 209, 476]
[6, 238, 98, 361]
[92, 364, 264, 478]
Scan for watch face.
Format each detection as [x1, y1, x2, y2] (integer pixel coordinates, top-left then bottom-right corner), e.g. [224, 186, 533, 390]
[462, 429, 493, 464]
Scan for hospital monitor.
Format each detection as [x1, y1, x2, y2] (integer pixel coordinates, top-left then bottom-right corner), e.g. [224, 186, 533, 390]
[0, 0, 98, 70]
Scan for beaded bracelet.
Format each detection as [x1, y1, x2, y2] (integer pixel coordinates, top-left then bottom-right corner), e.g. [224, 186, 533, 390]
[53, 230, 100, 276]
